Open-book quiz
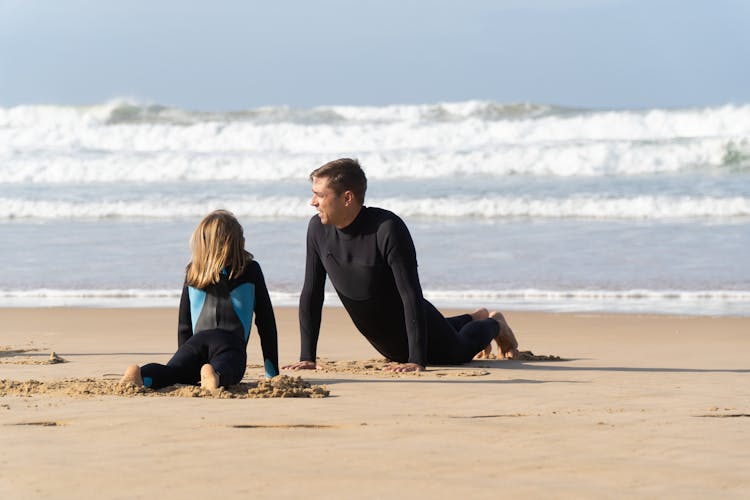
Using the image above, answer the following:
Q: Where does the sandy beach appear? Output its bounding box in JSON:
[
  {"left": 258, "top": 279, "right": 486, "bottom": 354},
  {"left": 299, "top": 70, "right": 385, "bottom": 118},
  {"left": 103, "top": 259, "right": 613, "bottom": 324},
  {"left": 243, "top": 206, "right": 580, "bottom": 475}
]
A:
[{"left": 1, "top": 306, "right": 748, "bottom": 499}]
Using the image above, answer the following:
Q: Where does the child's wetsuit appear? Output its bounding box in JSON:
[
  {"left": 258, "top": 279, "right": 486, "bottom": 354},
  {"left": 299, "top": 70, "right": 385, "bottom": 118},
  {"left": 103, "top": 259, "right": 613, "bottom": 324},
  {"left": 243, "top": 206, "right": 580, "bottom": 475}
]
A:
[{"left": 141, "top": 260, "right": 279, "bottom": 389}]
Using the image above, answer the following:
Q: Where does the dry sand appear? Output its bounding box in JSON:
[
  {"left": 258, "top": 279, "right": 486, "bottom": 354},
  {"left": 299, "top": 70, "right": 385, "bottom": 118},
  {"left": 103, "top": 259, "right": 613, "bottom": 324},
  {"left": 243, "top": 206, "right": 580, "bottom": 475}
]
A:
[{"left": 1, "top": 306, "right": 748, "bottom": 499}]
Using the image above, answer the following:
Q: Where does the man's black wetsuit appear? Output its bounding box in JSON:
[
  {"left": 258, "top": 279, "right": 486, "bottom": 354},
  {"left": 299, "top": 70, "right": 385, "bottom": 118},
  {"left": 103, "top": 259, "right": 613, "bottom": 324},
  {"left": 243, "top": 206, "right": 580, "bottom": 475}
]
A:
[{"left": 299, "top": 206, "right": 499, "bottom": 366}]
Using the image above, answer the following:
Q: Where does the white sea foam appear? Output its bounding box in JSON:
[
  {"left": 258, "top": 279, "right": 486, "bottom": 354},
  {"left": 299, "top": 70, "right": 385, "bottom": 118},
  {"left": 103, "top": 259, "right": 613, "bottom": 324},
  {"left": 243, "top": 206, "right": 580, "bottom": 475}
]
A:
[
  {"left": 423, "top": 288, "right": 750, "bottom": 302},
  {"left": 423, "top": 289, "right": 750, "bottom": 316},
  {"left": 1, "top": 137, "right": 739, "bottom": 183},
  {"left": 1, "top": 101, "right": 749, "bottom": 183},
  {"left": 2, "top": 194, "right": 748, "bottom": 220},
  {"left": 0, "top": 288, "right": 301, "bottom": 308},
  {"left": 2, "top": 287, "right": 748, "bottom": 315},
  {"left": 382, "top": 195, "right": 750, "bottom": 219}
]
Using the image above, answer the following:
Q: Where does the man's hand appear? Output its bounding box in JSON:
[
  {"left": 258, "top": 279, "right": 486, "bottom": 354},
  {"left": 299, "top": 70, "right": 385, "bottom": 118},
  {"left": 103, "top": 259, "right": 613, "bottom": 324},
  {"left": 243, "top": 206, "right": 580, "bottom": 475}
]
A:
[
  {"left": 382, "top": 362, "right": 424, "bottom": 373},
  {"left": 282, "top": 360, "right": 317, "bottom": 371}
]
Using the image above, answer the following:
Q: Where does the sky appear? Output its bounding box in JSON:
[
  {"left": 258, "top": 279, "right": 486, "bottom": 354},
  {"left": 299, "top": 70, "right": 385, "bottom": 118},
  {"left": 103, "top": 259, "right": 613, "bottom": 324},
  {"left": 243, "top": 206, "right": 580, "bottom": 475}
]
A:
[{"left": 1, "top": 0, "right": 748, "bottom": 110}]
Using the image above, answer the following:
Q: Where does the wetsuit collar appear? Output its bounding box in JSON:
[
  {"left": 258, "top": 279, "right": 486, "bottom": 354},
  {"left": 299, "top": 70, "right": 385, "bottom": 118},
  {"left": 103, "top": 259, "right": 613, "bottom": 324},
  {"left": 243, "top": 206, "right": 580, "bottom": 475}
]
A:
[{"left": 336, "top": 206, "right": 366, "bottom": 239}]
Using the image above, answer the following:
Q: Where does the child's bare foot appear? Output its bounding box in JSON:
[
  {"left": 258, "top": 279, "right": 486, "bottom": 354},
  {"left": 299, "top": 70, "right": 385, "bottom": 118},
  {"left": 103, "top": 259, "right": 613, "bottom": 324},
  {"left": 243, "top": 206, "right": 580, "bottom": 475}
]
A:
[
  {"left": 470, "top": 307, "right": 490, "bottom": 321},
  {"left": 120, "top": 364, "right": 143, "bottom": 386},
  {"left": 200, "top": 364, "right": 220, "bottom": 391},
  {"left": 490, "top": 311, "right": 519, "bottom": 359}
]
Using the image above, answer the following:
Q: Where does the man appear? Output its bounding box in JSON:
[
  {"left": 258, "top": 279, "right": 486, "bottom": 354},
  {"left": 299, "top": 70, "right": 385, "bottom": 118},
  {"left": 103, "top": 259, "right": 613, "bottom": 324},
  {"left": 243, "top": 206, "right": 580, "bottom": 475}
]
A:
[{"left": 284, "top": 158, "right": 519, "bottom": 373}]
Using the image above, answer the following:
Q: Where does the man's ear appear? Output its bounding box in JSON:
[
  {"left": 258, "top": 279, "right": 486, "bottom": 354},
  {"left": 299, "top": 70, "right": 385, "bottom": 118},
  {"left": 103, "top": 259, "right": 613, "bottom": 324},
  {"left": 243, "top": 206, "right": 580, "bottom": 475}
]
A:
[{"left": 343, "top": 190, "right": 354, "bottom": 206}]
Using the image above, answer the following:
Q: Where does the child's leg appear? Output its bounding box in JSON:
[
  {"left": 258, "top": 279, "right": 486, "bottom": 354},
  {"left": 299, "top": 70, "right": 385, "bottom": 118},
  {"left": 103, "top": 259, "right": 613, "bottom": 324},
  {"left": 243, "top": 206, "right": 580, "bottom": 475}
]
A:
[
  {"left": 141, "top": 340, "right": 206, "bottom": 389},
  {"left": 209, "top": 348, "right": 248, "bottom": 387},
  {"left": 139, "top": 331, "right": 247, "bottom": 389},
  {"left": 139, "top": 363, "right": 184, "bottom": 389},
  {"left": 206, "top": 331, "right": 248, "bottom": 387}
]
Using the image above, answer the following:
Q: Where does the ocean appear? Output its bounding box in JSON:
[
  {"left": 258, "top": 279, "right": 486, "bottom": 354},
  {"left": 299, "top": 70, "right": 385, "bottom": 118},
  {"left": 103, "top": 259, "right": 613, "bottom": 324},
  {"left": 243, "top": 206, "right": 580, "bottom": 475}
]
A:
[{"left": 1, "top": 100, "right": 749, "bottom": 315}]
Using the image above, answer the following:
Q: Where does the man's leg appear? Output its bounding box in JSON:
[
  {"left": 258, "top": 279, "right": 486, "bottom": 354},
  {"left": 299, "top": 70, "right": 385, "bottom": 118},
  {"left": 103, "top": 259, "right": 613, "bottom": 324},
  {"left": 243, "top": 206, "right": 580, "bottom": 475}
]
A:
[
  {"left": 444, "top": 308, "right": 493, "bottom": 359},
  {"left": 424, "top": 301, "right": 498, "bottom": 365},
  {"left": 445, "top": 307, "right": 489, "bottom": 330}
]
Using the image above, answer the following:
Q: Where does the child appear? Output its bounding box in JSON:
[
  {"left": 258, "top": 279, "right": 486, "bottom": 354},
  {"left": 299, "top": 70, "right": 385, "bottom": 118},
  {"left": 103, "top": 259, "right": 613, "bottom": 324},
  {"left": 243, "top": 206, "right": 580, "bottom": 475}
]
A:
[{"left": 120, "top": 210, "right": 279, "bottom": 391}]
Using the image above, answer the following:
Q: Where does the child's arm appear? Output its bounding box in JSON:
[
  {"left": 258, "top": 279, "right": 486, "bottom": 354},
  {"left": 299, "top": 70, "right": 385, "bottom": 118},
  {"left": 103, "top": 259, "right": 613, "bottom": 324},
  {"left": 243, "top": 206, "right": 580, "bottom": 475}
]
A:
[
  {"left": 176, "top": 284, "right": 193, "bottom": 347},
  {"left": 252, "top": 261, "right": 280, "bottom": 377}
]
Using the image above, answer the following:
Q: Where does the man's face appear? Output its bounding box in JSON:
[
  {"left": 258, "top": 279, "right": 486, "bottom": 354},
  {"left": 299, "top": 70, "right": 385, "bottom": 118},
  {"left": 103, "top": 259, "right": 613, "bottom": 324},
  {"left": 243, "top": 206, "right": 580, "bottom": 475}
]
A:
[{"left": 311, "top": 176, "right": 347, "bottom": 226}]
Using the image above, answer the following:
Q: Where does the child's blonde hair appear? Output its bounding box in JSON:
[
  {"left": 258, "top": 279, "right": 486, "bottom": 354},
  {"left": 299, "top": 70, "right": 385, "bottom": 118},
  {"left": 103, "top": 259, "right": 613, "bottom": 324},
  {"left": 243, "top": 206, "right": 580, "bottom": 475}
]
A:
[{"left": 186, "top": 210, "right": 253, "bottom": 289}]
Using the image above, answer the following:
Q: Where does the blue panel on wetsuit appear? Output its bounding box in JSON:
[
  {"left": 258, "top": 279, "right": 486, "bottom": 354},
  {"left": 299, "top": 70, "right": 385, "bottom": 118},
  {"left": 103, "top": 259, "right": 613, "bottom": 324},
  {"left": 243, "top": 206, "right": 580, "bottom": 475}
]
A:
[
  {"left": 230, "top": 282, "right": 255, "bottom": 342},
  {"left": 143, "top": 376, "right": 153, "bottom": 388},
  {"left": 264, "top": 358, "right": 278, "bottom": 378},
  {"left": 188, "top": 286, "right": 207, "bottom": 333}
]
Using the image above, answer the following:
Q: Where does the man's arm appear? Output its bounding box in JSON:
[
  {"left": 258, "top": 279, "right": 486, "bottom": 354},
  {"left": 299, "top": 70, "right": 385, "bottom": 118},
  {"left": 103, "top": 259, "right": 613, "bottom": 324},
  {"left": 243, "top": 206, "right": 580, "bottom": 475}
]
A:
[
  {"left": 286, "top": 218, "right": 327, "bottom": 370},
  {"left": 381, "top": 217, "right": 427, "bottom": 370}
]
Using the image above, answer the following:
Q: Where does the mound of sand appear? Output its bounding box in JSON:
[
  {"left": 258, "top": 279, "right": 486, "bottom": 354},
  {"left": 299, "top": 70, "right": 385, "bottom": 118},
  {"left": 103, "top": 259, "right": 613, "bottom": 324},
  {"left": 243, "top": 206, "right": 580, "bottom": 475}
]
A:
[
  {"left": 0, "top": 375, "right": 329, "bottom": 399},
  {"left": 0, "top": 346, "right": 67, "bottom": 365}
]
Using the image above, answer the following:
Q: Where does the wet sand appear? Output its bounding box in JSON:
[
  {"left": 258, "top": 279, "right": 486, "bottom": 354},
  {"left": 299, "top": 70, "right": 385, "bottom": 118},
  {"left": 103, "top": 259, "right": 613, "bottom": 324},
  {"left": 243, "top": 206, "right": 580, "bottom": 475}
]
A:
[{"left": 1, "top": 307, "right": 748, "bottom": 499}]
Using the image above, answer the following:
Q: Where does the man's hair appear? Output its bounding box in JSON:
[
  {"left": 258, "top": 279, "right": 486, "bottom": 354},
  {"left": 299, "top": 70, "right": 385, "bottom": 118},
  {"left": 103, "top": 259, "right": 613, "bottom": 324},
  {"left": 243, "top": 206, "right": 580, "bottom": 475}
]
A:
[
  {"left": 310, "top": 158, "right": 367, "bottom": 204},
  {"left": 186, "top": 209, "right": 253, "bottom": 289}
]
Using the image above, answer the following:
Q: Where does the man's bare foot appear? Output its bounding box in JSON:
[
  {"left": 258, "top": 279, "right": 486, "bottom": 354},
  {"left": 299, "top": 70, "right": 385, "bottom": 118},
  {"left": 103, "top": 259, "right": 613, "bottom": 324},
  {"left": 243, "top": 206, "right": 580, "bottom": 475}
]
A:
[
  {"left": 200, "top": 363, "right": 220, "bottom": 391},
  {"left": 474, "top": 343, "right": 493, "bottom": 359},
  {"left": 470, "top": 307, "right": 490, "bottom": 322},
  {"left": 120, "top": 364, "right": 143, "bottom": 386},
  {"left": 470, "top": 308, "right": 492, "bottom": 358},
  {"left": 490, "top": 311, "right": 519, "bottom": 359}
]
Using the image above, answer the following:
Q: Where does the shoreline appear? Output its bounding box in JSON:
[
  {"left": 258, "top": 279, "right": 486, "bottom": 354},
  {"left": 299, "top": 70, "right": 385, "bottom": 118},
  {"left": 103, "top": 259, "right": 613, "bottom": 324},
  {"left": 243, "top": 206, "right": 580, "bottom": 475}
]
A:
[{"left": 3, "top": 303, "right": 749, "bottom": 316}]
